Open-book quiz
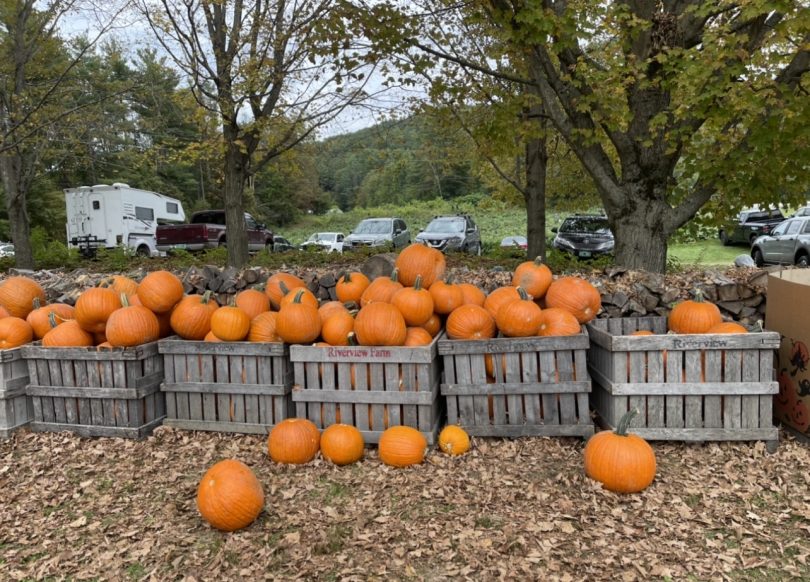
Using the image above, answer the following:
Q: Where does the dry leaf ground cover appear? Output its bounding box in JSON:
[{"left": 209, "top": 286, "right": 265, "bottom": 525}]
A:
[{"left": 2, "top": 427, "right": 810, "bottom": 582}]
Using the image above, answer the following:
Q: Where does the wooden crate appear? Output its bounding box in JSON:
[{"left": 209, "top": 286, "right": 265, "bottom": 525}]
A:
[
  {"left": 0, "top": 348, "right": 32, "bottom": 438},
  {"left": 438, "top": 331, "right": 594, "bottom": 439},
  {"left": 290, "top": 333, "right": 445, "bottom": 445},
  {"left": 21, "top": 342, "right": 165, "bottom": 439},
  {"left": 586, "top": 317, "right": 780, "bottom": 451},
  {"left": 158, "top": 338, "right": 293, "bottom": 434}
]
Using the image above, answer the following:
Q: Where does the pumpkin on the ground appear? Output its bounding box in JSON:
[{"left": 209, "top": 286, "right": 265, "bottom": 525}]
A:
[
  {"left": 0, "top": 276, "right": 46, "bottom": 319},
  {"left": 265, "top": 273, "right": 305, "bottom": 310},
  {"left": 483, "top": 286, "right": 521, "bottom": 321},
  {"left": 276, "top": 290, "right": 321, "bottom": 344},
  {"left": 171, "top": 291, "right": 218, "bottom": 340},
  {"left": 0, "top": 317, "right": 33, "bottom": 349},
  {"left": 395, "top": 244, "right": 446, "bottom": 288},
  {"left": 512, "top": 257, "right": 552, "bottom": 299},
  {"left": 196, "top": 459, "right": 264, "bottom": 532},
  {"left": 360, "top": 269, "right": 403, "bottom": 307},
  {"left": 545, "top": 277, "right": 601, "bottom": 323},
  {"left": 583, "top": 408, "right": 656, "bottom": 494},
  {"left": 438, "top": 425, "right": 470, "bottom": 455},
  {"left": 446, "top": 305, "right": 496, "bottom": 340},
  {"left": 268, "top": 418, "right": 321, "bottom": 464},
  {"left": 536, "top": 308, "right": 581, "bottom": 337},
  {"left": 336, "top": 272, "right": 370, "bottom": 305},
  {"left": 74, "top": 287, "right": 122, "bottom": 333},
  {"left": 248, "top": 312, "right": 281, "bottom": 342},
  {"left": 320, "top": 424, "right": 364, "bottom": 466},
  {"left": 106, "top": 294, "right": 160, "bottom": 347},
  {"left": 211, "top": 303, "right": 251, "bottom": 342},
  {"left": 391, "top": 275, "right": 434, "bottom": 326},
  {"left": 378, "top": 426, "right": 427, "bottom": 467},
  {"left": 668, "top": 289, "right": 722, "bottom": 334},
  {"left": 354, "top": 302, "right": 406, "bottom": 346},
  {"left": 496, "top": 287, "right": 543, "bottom": 337},
  {"left": 137, "top": 271, "right": 184, "bottom": 314}
]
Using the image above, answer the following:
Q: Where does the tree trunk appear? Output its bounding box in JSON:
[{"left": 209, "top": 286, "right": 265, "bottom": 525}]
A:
[
  {"left": 0, "top": 152, "right": 34, "bottom": 269},
  {"left": 222, "top": 138, "right": 250, "bottom": 269},
  {"left": 524, "top": 132, "right": 547, "bottom": 262},
  {"left": 609, "top": 193, "right": 668, "bottom": 272}
]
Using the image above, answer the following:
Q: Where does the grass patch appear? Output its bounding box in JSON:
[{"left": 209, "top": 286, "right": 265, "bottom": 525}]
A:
[
  {"left": 313, "top": 525, "right": 352, "bottom": 556},
  {"left": 669, "top": 239, "right": 743, "bottom": 267}
]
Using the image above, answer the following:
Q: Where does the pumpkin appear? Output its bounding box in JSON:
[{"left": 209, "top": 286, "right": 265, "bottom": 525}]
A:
[
  {"left": 791, "top": 399, "right": 810, "bottom": 431},
  {"left": 129, "top": 294, "right": 143, "bottom": 306},
  {"left": 536, "top": 308, "right": 581, "bottom": 337},
  {"left": 404, "top": 326, "right": 433, "bottom": 346},
  {"left": 318, "top": 301, "right": 355, "bottom": 325},
  {"left": 98, "top": 275, "right": 138, "bottom": 298},
  {"left": 204, "top": 331, "right": 222, "bottom": 342},
  {"left": 137, "top": 271, "right": 184, "bottom": 314},
  {"left": 438, "top": 425, "right": 470, "bottom": 455},
  {"left": 360, "top": 269, "right": 403, "bottom": 307},
  {"left": 707, "top": 322, "right": 748, "bottom": 334},
  {"left": 27, "top": 299, "right": 75, "bottom": 340},
  {"left": 42, "top": 313, "right": 94, "bottom": 347},
  {"left": 248, "top": 312, "right": 281, "bottom": 342},
  {"left": 94, "top": 332, "right": 107, "bottom": 346},
  {"left": 458, "top": 283, "right": 486, "bottom": 308},
  {"left": 106, "top": 294, "right": 160, "bottom": 347},
  {"left": 0, "top": 276, "right": 46, "bottom": 319},
  {"left": 276, "top": 290, "right": 322, "bottom": 344},
  {"left": 279, "top": 281, "right": 319, "bottom": 309},
  {"left": 0, "top": 306, "right": 9, "bottom": 319},
  {"left": 321, "top": 311, "right": 356, "bottom": 346},
  {"left": 196, "top": 459, "right": 264, "bottom": 532},
  {"left": 97, "top": 342, "right": 113, "bottom": 349},
  {"left": 391, "top": 275, "right": 434, "bottom": 326},
  {"left": 354, "top": 303, "right": 407, "bottom": 346},
  {"left": 421, "top": 313, "right": 443, "bottom": 338},
  {"left": 320, "top": 424, "right": 364, "bottom": 466},
  {"left": 336, "top": 272, "right": 371, "bottom": 304},
  {"left": 629, "top": 330, "right": 654, "bottom": 336},
  {"left": 265, "top": 273, "right": 305, "bottom": 310},
  {"left": 446, "top": 305, "right": 496, "bottom": 340},
  {"left": 496, "top": 287, "right": 543, "bottom": 337},
  {"left": 267, "top": 418, "right": 320, "bottom": 464},
  {"left": 74, "top": 287, "right": 122, "bottom": 333},
  {"left": 429, "top": 274, "right": 464, "bottom": 315},
  {"left": 512, "top": 257, "right": 553, "bottom": 299},
  {"left": 235, "top": 288, "right": 270, "bottom": 320},
  {"left": 170, "top": 291, "right": 218, "bottom": 340},
  {"left": 668, "top": 290, "right": 722, "bottom": 334},
  {"left": 483, "top": 286, "right": 521, "bottom": 321},
  {"left": 583, "top": 408, "right": 656, "bottom": 494},
  {"left": 378, "top": 426, "right": 427, "bottom": 467},
  {"left": 775, "top": 368, "right": 796, "bottom": 411},
  {"left": 211, "top": 303, "right": 251, "bottom": 342},
  {"left": 0, "top": 317, "right": 33, "bottom": 349},
  {"left": 395, "top": 244, "right": 446, "bottom": 288},
  {"left": 545, "top": 277, "right": 601, "bottom": 323}
]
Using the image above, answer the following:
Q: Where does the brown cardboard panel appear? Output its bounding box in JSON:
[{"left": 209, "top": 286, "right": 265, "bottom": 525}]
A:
[{"left": 767, "top": 271, "right": 810, "bottom": 435}]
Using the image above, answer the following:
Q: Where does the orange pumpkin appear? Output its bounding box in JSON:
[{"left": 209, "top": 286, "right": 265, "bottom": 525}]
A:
[
  {"left": 171, "top": 291, "right": 219, "bottom": 340},
  {"left": 321, "top": 311, "right": 356, "bottom": 346},
  {"left": 458, "top": 283, "right": 486, "bottom": 308},
  {"left": 446, "top": 305, "right": 496, "bottom": 340},
  {"left": 707, "top": 322, "right": 748, "bottom": 334},
  {"left": 137, "top": 271, "right": 183, "bottom": 314},
  {"left": 360, "top": 269, "right": 403, "bottom": 307},
  {"left": 93, "top": 332, "right": 107, "bottom": 346},
  {"left": 668, "top": 290, "right": 722, "bottom": 334},
  {"left": 394, "top": 244, "right": 446, "bottom": 288},
  {"left": 318, "top": 301, "right": 354, "bottom": 325},
  {"left": 265, "top": 273, "right": 305, "bottom": 310},
  {"left": 196, "top": 459, "right": 264, "bottom": 532},
  {"left": 211, "top": 304, "right": 251, "bottom": 342},
  {"left": 512, "top": 257, "right": 552, "bottom": 299},
  {"left": 129, "top": 294, "right": 143, "bottom": 306},
  {"left": 320, "top": 424, "right": 364, "bottom": 466},
  {"left": 279, "top": 281, "right": 319, "bottom": 309},
  {"left": 248, "top": 312, "right": 281, "bottom": 342},
  {"left": 0, "top": 305, "right": 9, "bottom": 319},
  {"left": 204, "top": 331, "right": 222, "bottom": 342},
  {"left": 483, "top": 286, "right": 521, "bottom": 321},
  {"left": 336, "top": 272, "right": 370, "bottom": 305},
  {"left": 42, "top": 313, "right": 94, "bottom": 347},
  {"left": 106, "top": 294, "right": 160, "bottom": 347},
  {"left": 97, "top": 342, "right": 113, "bottom": 349},
  {"left": 75, "top": 287, "right": 122, "bottom": 333},
  {"left": 378, "top": 426, "right": 427, "bottom": 467},
  {"left": 438, "top": 425, "right": 470, "bottom": 455},
  {"left": 0, "top": 317, "right": 33, "bottom": 349},
  {"left": 27, "top": 299, "right": 75, "bottom": 340},
  {"left": 545, "top": 277, "right": 601, "bottom": 323},
  {"left": 235, "top": 288, "right": 270, "bottom": 320},
  {"left": 391, "top": 275, "right": 434, "bottom": 326},
  {"left": 496, "top": 287, "right": 542, "bottom": 337},
  {"left": 267, "top": 418, "right": 320, "bottom": 464},
  {"left": 421, "top": 313, "right": 443, "bottom": 338},
  {"left": 404, "top": 327, "right": 433, "bottom": 346},
  {"left": 156, "top": 310, "right": 174, "bottom": 339},
  {"left": 354, "top": 303, "right": 406, "bottom": 346},
  {"left": 276, "top": 290, "right": 322, "bottom": 344},
  {"left": 429, "top": 274, "right": 464, "bottom": 315},
  {"left": 0, "top": 276, "right": 46, "bottom": 319},
  {"left": 98, "top": 275, "right": 139, "bottom": 298},
  {"left": 536, "top": 308, "right": 581, "bottom": 337}
]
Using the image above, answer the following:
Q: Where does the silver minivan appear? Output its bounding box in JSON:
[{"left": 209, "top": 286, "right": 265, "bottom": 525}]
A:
[
  {"left": 342, "top": 218, "right": 411, "bottom": 251},
  {"left": 751, "top": 217, "right": 810, "bottom": 267}
]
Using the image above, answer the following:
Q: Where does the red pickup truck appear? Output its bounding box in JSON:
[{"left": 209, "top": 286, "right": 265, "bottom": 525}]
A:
[{"left": 156, "top": 211, "right": 274, "bottom": 252}]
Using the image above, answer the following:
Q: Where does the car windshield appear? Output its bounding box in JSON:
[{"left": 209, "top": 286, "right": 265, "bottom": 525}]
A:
[
  {"left": 308, "top": 234, "right": 336, "bottom": 242},
  {"left": 424, "top": 219, "right": 464, "bottom": 233},
  {"left": 747, "top": 211, "right": 783, "bottom": 221},
  {"left": 353, "top": 220, "right": 391, "bottom": 235},
  {"left": 560, "top": 218, "right": 611, "bottom": 234}
]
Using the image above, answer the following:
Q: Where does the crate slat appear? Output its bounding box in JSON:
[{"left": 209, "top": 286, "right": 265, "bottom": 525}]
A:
[{"left": 0, "top": 349, "right": 32, "bottom": 438}]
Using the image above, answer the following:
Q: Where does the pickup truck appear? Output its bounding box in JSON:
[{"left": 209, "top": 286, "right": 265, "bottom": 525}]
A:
[
  {"left": 156, "top": 210, "right": 274, "bottom": 253},
  {"left": 719, "top": 209, "right": 785, "bottom": 248}
]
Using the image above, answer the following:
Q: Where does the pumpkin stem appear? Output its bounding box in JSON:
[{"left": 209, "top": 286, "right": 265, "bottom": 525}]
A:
[
  {"left": 693, "top": 289, "right": 705, "bottom": 303},
  {"left": 121, "top": 293, "right": 130, "bottom": 308},
  {"left": 342, "top": 272, "right": 353, "bottom": 284},
  {"left": 343, "top": 301, "right": 358, "bottom": 310},
  {"left": 413, "top": 275, "right": 422, "bottom": 291},
  {"left": 748, "top": 320, "right": 764, "bottom": 333},
  {"left": 533, "top": 256, "right": 545, "bottom": 267},
  {"left": 516, "top": 286, "right": 530, "bottom": 301},
  {"left": 279, "top": 280, "right": 290, "bottom": 296},
  {"left": 291, "top": 289, "right": 305, "bottom": 305},
  {"left": 347, "top": 331, "right": 359, "bottom": 346},
  {"left": 390, "top": 268, "right": 399, "bottom": 283},
  {"left": 348, "top": 309, "right": 359, "bottom": 318},
  {"left": 32, "top": 297, "right": 42, "bottom": 310},
  {"left": 201, "top": 290, "right": 212, "bottom": 305},
  {"left": 444, "top": 274, "right": 454, "bottom": 285},
  {"left": 98, "top": 278, "right": 113, "bottom": 289},
  {"left": 615, "top": 408, "right": 640, "bottom": 437},
  {"left": 253, "top": 283, "right": 267, "bottom": 292},
  {"left": 48, "top": 311, "right": 58, "bottom": 330}
]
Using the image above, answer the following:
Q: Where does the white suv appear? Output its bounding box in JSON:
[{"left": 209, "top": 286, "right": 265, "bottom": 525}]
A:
[{"left": 299, "top": 232, "right": 345, "bottom": 253}]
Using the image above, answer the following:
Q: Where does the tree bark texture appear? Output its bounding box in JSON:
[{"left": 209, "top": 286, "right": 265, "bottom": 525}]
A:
[
  {"left": 524, "top": 135, "right": 547, "bottom": 262},
  {"left": 0, "top": 152, "right": 34, "bottom": 269},
  {"left": 222, "top": 134, "right": 250, "bottom": 269}
]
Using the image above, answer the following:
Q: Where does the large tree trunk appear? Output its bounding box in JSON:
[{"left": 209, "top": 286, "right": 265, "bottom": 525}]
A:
[
  {"left": 222, "top": 136, "right": 250, "bottom": 269},
  {"left": 609, "top": 190, "right": 668, "bottom": 272},
  {"left": 524, "top": 135, "right": 547, "bottom": 261},
  {"left": 0, "top": 152, "right": 34, "bottom": 269}
]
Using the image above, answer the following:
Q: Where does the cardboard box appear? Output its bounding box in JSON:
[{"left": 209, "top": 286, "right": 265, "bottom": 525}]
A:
[{"left": 766, "top": 270, "right": 810, "bottom": 438}]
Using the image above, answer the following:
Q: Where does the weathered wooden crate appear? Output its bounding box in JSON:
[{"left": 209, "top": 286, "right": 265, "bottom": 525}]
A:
[
  {"left": 0, "top": 348, "right": 32, "bottom": 438},
  {"left": 438, "top": 331, "right": 594, "bottom": 439},
  {"left": 290, "top": 332, "right": 445, "bottom": 445},
  {"left": 586, "top": 317, "right": 780, "bottom": 451},
  {"left": 21, "top": 342, "right": 165, "bottom": 439},
  {"left": 158, "top": 338, "right": 293, "bottom": 434}
]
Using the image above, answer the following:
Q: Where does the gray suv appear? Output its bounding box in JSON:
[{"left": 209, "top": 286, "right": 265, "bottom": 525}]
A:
[
  {"left": 414, "top": 213, "right": 482, "bottom": 255},
  {"left": 751, "top": 217, "right": 810, "bottom": 267},
  {"left": 343, "top": 217, "right": 410, "bottom": 251}
]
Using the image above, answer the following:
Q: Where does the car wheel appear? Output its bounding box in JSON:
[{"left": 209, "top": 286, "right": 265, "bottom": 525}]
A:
[
  {"left": 136, "top": 245, "right": 150, "bottom": 257},
  {"left": 797, "top": 253, "right": 809, "bottom": 269},
  {"left": 265, "top": 242, "right": 273, "bottom": 253},
  {"left": 752, "top": 248, "right": 764, "bottom": 267},
  {"left": 218, "top": 240, "right": 227, "bottom": 249},
  {"left": 476, "top": 243, "right": 482, "bottom": 256},
  {"left": 720, "top": 231, "right": 730, "bottom": 246}
]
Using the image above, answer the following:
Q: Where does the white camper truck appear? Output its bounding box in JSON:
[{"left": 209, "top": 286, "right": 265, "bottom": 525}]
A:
[{"left": 65, "top": 184, "right": 186, "bottom": 257}]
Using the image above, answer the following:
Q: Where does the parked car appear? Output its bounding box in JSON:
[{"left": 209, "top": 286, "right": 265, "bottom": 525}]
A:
[
  {"left": 272, "top": 236, "right": 295, "bottom": 252},
  {"left": 299, "top": 232, "right": 345, "bottom": 253},
  {"left": 551, "top": 214, "right": 614, "bottom": 258},
  {"left": 156, "top": 210, "right": 273, "bottom": 253},
  {"left": 751, "top": 217, "right": 810, "bottom": 267},
  {"left": 0, "top": 243, "right": 14, "bottom": 258},
  {"left": 500, "top": 236, "right": 527, "bottom": 250},
  {"left": 792, "top": 206, "right": 810, "bottom": 218},
  {"left": 343, "top": 218, "right": 410, "bottom": 251},
  {"left": 414, "top": 213, "right": 481, "bottom": 255},
  {"left": 719, "top": 209, "right": 785, "bottom": 247}
]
